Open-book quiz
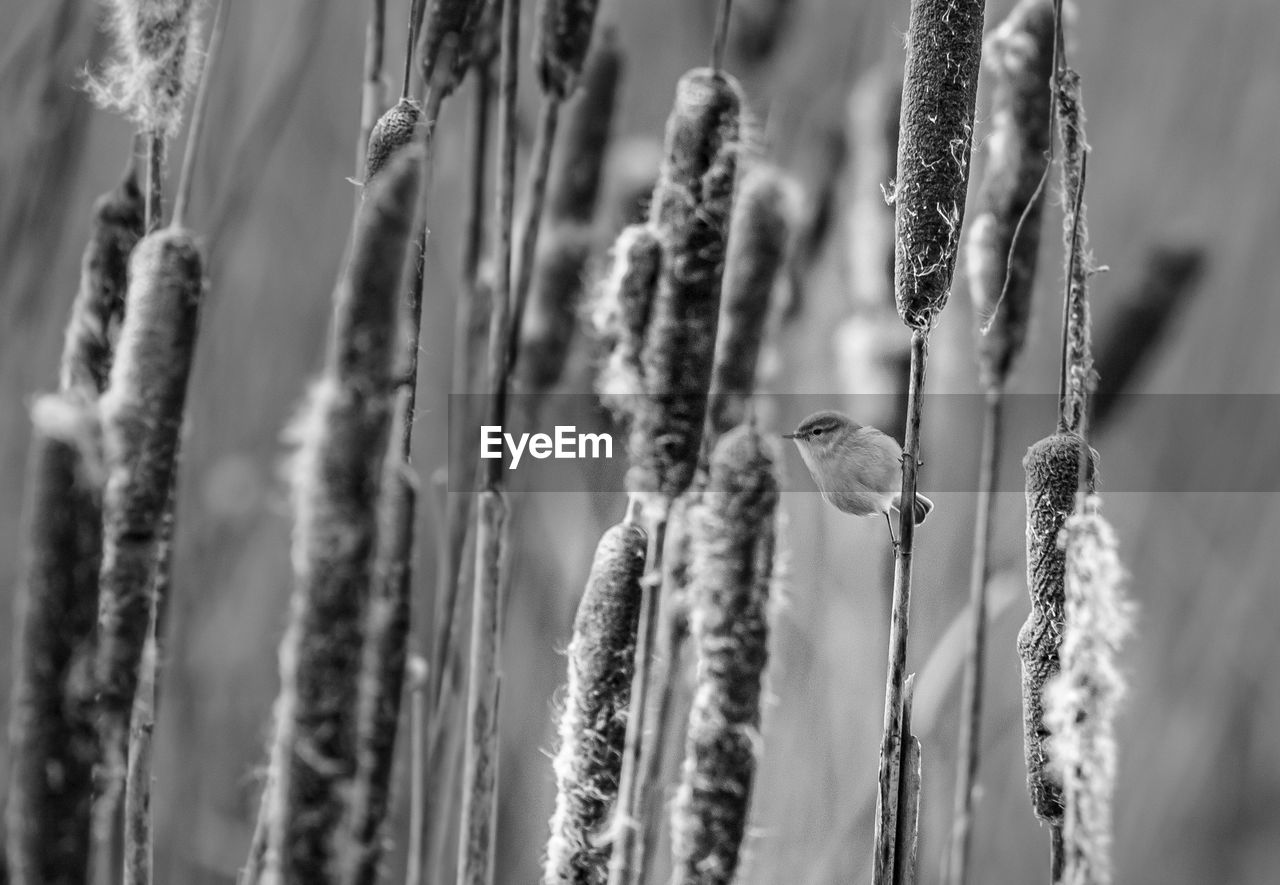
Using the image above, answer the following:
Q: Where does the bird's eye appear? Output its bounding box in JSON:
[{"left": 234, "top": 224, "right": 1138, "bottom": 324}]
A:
[{"left": 812, "top": 427, "right": 824, "bottom": 436}]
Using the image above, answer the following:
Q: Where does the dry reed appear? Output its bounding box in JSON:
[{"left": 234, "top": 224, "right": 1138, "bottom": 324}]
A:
[
  {"left": 364, "top": 98, "right": 424, "bottom": 184},
  {"left": 947, "top": 4, "right": 1054, "bottom": 882},
  {"left": 1045, "top": 497, "right": 1133, "bottom": 885},
  {"left": 543, "top": 520, "right": 648, "bottom": 884},
  {"left": 92, "top": 0, "right": 201, "bottom": 138},
  {"left": 420, "top": 0, "right": 489, "bottom": 98},
  {"left": 259, "top": 146, "right": 423, "bottom": 883},
  {"left": 593, "top": 224, "right": 663, "bottom": 421},
  {"left": 669, "top": 425, "right": 779, "bottom": 885},
  {"left": 874, "top": 1, "right": 987, "bottom": 881}
]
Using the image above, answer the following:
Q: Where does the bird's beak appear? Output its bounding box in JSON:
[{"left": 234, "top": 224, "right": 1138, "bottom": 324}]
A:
[{"left": 782, "top": 431, "right": 798, "bottom": 439}]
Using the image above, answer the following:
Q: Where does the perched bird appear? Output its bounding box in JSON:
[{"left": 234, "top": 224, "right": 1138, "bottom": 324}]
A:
[{"left": 783, "top": 409, "right": 933, "bottom": 546}]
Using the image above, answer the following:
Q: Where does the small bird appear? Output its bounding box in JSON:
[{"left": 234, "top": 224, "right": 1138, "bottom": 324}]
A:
[{"left": 783, "top": 410, "right": 933, "bottom": 547}]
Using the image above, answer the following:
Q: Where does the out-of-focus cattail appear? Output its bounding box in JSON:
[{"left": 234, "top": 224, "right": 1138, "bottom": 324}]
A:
[
  {"left": 1019, "top": 433, "right": 1096, "bottom": 827},
  {"left": 1045, "top": 497, "right": 1133, "bottom": 885},
  {"left": 707, "top": 164, "right": 795, "bottom": 439},
  {"left": 544, "top": 521, "right": 647, "bottom": 885},
  {"left": 592, "top": 224, "right": 663, "bottom": 420},
  {"left": 420, "top": 0, "right": 489, "bottom": 97},
  {"left": 93, "top": 0, "right": 201, "bottom": 136},
  {"left": 61, "top": 165, "right": 146, "bottom": 396},
  {"left": 5, "top": 396, "right": 103, "bottom": 885},
  {"left": 627, "top": 68, "right": 743, "bottom": 505},
  {"left": 965, "top": 0, "right": 1055, "bottom": 391},
  {"left": 726, "top": 0, "right": 796, "bottom": 68},
  {"left": 670, "top": 425, "right": 779, "bottom": 885},
  {"left": 1092, "top": 244, "right": 1204, "bottom": 428},
  {"left": 535, "top": 0, "right": 601, "bottom": 100},
  {"left": 892, "top": 0, "right": 987, "bottom": 330},
  {"left": 260, "top": 147, "right": 423, "bottom": 883},
  {"left": 518, "top": 32, "right": 623, "bottom": 393},
  {"left": 92, "top": 227, "right": 204, "bottom": 875},
  {"left": 1056, "top": 67, "right": 1093, "bottom": 435},
  {"left": 364, "top": 97, "right": 424, "bottom": 184}
]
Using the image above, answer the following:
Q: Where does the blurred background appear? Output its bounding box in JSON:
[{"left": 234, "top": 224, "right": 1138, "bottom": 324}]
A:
[{"left": 2, "top": 0, "right": 1279, "bottom": 882}]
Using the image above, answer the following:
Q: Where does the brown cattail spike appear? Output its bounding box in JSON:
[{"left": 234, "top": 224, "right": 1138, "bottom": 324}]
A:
[
  {"left": 707, "top": 164, "right": 794, "bottom": 440},
  {"left": 262, "top": 146, "right": 423, "bottom": 882},
  {"left": 594, "top": 224, "right": 663, "bottom": 420},
  {"left": 1019, "top": 432, "right": 1096, "bottom": 825},
  {"left": 420, "top": 0, "right": 488, "bottom": 98},
  {"left": 544, "top": 521, "right": 647, "bottom": 885},
  {"left": 94, "top": 0, "right": 201, "bottom": 136},
  {"left": 1046, "top": 497, "right": 1133, "bottom": 885},
  {"left": 965, "top": 0, "right": 1055, "bottom": 390},
  {"left": 5, "top": 396, "right": 103, "bottom": 885},
  {"left": 892, "top": 0, "right": 987, "bottom": 329},
  {"left": 60, "top": 164, "right": 146, "bottom": 396},
  {"left": 547, "top": 30, "right": 622, "bottom": 225},
  {"left": 671, "top": 425, "right": 780, "bottom": 885},
  {"left": 627, "top": 69, "right": 743, "bottom": 504},
  {"left": 364, "top": 97, "right": 424, "bottom": 184},
  {"left": 535, "top": 0, "right": 601, "bottom": 99}
]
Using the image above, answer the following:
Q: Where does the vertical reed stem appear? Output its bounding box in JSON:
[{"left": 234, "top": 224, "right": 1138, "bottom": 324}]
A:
[
  {"left": 357, "top": 0, "right": 388, "bottom": 178},
  {"left": 145, "top": 133, "right": 163, "bottom": 233},
  {"left": 122, "top": 619, "right": 157, "bottom": 885},
  {"left": 945, "top": 386, "right": 1003, "bottom": 885},
  {"left": 873, "top": 328, "right": 927, "bottom": 885}
]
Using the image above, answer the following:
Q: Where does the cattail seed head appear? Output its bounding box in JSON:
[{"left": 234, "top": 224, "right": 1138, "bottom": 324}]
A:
[
  {"left": 547, "top": 29, "right": 622, "bottom": 225},
  {"left": 535, "top": 0, "right": 601, "bottom": 100},
  {"left": 264, "top": 148, "right": 423, "bottom": 882},
  {"left": 543, "top": 521, "right": 647, "bottom": 884},
  {"left": 592, "top": 224, "right": 662, "bottom": 419},
  {"left": 94, "top": 0, "right": 201, "bottom": 136},
  {"left": 518, "top": 223, "right": 598, "bottom": 393},
  {"left": 729, "top": 0, "right": 797, "bottom": 67},
  {"left": 965, "top": 0, "right": 1055, "bottom": 390},
  {"left": 420, "top": 0, "right": 489, "bottom": 98},
  {"left": 627, "top": 69, "right": 743, "bottom": 504},
  {"left": 1046, "top": 496, "right": 1133, "bottom": 885},
  {"left": 363, "top": 98, "right": 423, "bottom": 185},
  {"left": 60, "top": 166, "right": 146, "bottom": 396},
  {"left": 1018, "top": 432, "right": 1096, "bottom": 825},
  {"left": 707, "top": 164, "right": 796, "bottom": 439},
  {"left": 95, "top": 227, "right": 204, "bottom": 723},
  {"left": 892, "top": 0, "right": 987, "bottom": 329},
  {"left": 671, "top": 425, "right": 780, "bottom": 885}
]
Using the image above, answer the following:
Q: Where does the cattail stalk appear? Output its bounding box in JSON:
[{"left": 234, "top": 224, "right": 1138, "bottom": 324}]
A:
[
  {"left": 669, "top": 425, "right": 779, "bottom": 885},
  {"left": 357, "top": 0, "right": 388, "bottom": 177},
  {"left": 457, "top": 0, "right": 520, "bottom": 879},
  {"left": 91, "top": 227, "right": 205, "bottom": 885},
  {"left": 258, "top": 147, "right": 422, "bottom": 883},
  {"left": 874, "top": 2, "right": 986, "bottom": 881},
  {"left": 518, "top": 31, "right": 623, "bottom": 392},
  {"left": 122, "top": 618, "right": 158, "bottom": 885},
  {"left": 947, "top": 4, "right": 1054, "bottom": 883},
  {"left": 1055, "top": 65, "right": 1091, "bottom": 436},
  {"left": 543, "top": 519, "right": 647, "bottom": 884},
  {"left": 506, "top": 0, "right": 604, "bottom": 380},
  {"left": 1018, "top": 434, "right": 1095, "bottom": 850},
  {"left": 405, "top": 656, "right": 430, "bottom": 885},
  {"left": 893, "top": 675, "right": 922, "bottom": 885},
  {"left": 608, "top": 65, "right": 743, "bottom": 885},
  {"left": 1045, "top": 497, "right": 1133, "bottom": 885}
]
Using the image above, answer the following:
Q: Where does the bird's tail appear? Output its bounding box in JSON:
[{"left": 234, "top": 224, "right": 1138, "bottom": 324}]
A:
[{"left": 892, "top": 493, "right": 934, "bottom": 526}]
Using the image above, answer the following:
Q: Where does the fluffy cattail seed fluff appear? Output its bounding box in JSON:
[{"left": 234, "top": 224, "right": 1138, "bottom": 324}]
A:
[
  {"left": 264, "top": 147, "right": 423, "bottom": 882},
  {"left": 95, "top": 227, "right": 204, "bottom": 732},
  {"left": 535, "top": 0, "right": 601, "bottom": 99},
  {"left": 95, "top": 0, "right": 201, "bottom": 136},
  {"left": 671, "top": 424, "right": 780, "bottom": 885},
  {"left": 420, "top": 0, "right": 489, "bottom": 97},
  {"left": 1046, "top": 497, "right": 1133, "bottom": 885},
  {"left": 1018, "top": 432, "right": 1095, "bottom": 825},
  {"left": 593, "top": 224, "right": 662, "bottom": 419},
  {"left": 892, "top": 0, "right": 987, "bottom": 329},
  {"left": 363, "top": 98, "right": 423, "bottom": 184},
  {"left": 60, "top": 166, "right": 146, "bottom": 396},
  {"left": 965, "top": 0, "right": 1055, "bottom": 389},
  {"left": 627, "top": 69, "right": 743, "bottom": 503},
  {"left": 543, "top": 521, "right": 647, "bottom": 885},
  {"left": 707, "top": 164, "right": 795, "bottom": 440}
]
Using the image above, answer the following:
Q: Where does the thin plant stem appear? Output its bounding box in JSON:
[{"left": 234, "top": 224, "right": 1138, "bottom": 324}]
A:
[
  {"left": 457, "top": 0, "right": 520, "bottom": 880},
  {"left": 403, "top": 0, "right": 427, "bottom": 100},
  {"left": 173, "top": 0, "right": 229, "bottom": 229},
  {"left": 873, "top": 328, "right": 928, "bottom": 885},
  {"left": 944, "top": 386, "right": 1004, "bottom": 885},
  {"left": 504, "top": 97, "right": 561, "bottom": 376},
  {"left": 406, "top": 659, "right": 429, "bottom": 885},
  {"left": 122, "top": 617, "right": 158, "bottom": 885},
  {"left": 356, "top": 0, "right": 388, "bottom": 181},
  {"left": 145, "top": 131, "right": 164, "bottom": 233},
  {"left": 710, "top": 0, "right": 734, "bottom": 72},
  {"left": 606, "top": 507, "right": 669, "bottom": 885}
]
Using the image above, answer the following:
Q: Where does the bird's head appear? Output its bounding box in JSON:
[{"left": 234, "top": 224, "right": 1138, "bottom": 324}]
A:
[{"left": 782, "top": 410, "right": 862, "bottom": 460}]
